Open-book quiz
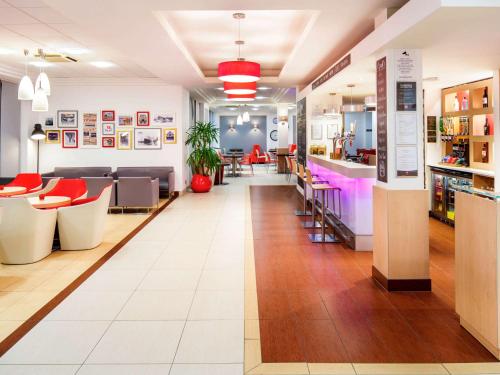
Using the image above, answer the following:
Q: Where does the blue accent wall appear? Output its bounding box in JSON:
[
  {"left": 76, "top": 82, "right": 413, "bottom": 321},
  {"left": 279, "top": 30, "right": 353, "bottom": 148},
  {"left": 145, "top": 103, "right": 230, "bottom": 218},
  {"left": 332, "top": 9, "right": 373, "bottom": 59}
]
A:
[
  {"left": 219, "top": 115, "right": 267, "bottom": 153},
  {"left": 345, "top": 112, "right": 373, "bottom": 155}
]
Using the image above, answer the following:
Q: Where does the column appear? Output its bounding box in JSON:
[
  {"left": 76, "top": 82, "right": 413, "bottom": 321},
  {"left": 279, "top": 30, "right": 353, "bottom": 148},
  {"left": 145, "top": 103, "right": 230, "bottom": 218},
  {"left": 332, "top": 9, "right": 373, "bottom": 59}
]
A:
[{"left": 372, "top": 49, "right": 430, "bottom": 291}]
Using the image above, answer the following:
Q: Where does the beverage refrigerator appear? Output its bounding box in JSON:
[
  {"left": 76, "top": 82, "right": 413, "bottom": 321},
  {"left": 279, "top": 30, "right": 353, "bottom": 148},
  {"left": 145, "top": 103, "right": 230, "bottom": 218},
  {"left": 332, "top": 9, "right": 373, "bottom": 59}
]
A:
[{"left": 430, "top": 167, "right": 473, "bottom": 224}]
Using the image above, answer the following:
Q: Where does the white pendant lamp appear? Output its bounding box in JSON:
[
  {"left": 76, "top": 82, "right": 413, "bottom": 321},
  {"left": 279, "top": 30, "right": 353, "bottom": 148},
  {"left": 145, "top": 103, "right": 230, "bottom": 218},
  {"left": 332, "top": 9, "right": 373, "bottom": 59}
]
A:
[
  {"left": 18, "top": 49, "right": 34, "bottom": 100},
  {"left": 32, "top": 86, "right": 48, "bottom": 112},
  {"left": 243, "top": 110, "right": 250, "bottom": 122},
  {"left": 237, "top": 113, "right": 243, "bottom": 125},
  {"left": 35, "top": 72, "right": 50, "bottom": 96}
]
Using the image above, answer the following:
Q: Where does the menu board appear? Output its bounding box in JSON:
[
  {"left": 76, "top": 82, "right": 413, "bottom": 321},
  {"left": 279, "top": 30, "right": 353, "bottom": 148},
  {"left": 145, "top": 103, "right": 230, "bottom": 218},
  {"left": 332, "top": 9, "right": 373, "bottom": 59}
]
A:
[
  {"left": 396, "top": 146, "right": 418, "bottom": 176},
  {"left": 296, "top": 98, "right": 307, "bottom": 188},
  {"left": 396, "top": 82, "right": 417, "bottom": 111},
  {"left": 396, "top": 112, "right": 417, "bottom": 145},
  {"left": 376, "top": 57, "right": 388, "bottom": 183}
]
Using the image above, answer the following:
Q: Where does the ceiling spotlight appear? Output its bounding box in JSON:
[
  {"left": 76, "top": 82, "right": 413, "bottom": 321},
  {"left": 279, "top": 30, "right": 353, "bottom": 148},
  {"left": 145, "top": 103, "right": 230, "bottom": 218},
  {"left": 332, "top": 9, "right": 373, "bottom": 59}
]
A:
[
  {"left": 90, "top": 61, "right": 115, "bottom": 68},
  {"left": 216, "top": 87, "right": 225, "bottom": 91},
  {"left": 257, "top": 86, "right": 271, "bottom": 91},
  {"left": 255, "top": 96, "right": 267, "bottom": 100}
]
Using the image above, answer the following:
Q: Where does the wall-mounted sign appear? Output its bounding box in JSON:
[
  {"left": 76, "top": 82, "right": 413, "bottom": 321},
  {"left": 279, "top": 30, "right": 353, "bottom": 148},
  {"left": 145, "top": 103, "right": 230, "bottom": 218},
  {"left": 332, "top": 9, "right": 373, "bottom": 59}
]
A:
[
  {"left": 312, "top": 54, "right": 351, "bottom": 90},
  {"left": 376, "top": 56, "right": 388, "bottom": 183},
  {"left": 396, "top": 49, "right": 417, "bottom": 81},
  {"left": 396, "top": 146, "right": 418, "bottom": 177},
  {"left": 427, "top": 116, "right": 437, "bottom": 143},
  {"left": 396, "top": 112, "right": 418, "bottom": 145},
  {"left": 311, "top": 121, "right": 323, "bottom": 140},
  {"left": 396, "top": 81, "right": 417, "bottom": 111}
]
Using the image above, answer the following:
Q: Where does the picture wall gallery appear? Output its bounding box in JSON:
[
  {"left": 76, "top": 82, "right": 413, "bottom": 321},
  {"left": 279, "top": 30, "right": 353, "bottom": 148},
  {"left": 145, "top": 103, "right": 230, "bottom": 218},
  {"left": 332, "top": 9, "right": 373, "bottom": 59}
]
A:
[{"left": 43, "top": 110, "right": 178, "bottom": 150}]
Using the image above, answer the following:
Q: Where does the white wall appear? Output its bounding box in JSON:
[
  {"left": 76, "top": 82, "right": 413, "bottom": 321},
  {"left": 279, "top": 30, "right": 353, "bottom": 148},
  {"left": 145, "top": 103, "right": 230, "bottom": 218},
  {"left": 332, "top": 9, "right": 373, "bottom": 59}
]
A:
[
  {"left": 0, "top": 81, "right": 21, "bottom": 176},
  {"left": 22, "top": 81, "right": 189, "bottom": 191}
]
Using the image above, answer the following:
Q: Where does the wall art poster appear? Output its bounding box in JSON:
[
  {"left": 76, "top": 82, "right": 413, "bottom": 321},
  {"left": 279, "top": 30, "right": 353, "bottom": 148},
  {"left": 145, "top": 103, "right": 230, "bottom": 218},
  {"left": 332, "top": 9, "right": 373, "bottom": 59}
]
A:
[
  {"left": 153, "top": 112, "right": 175, "bottom": 125},
  {"left": 119, "top": 115, "right": 133, "bottom": 126},
  {"left": 137, "top": 111, "right": 150, "bottom": 126},
  {"left": 376, "top": 56, "right": 388, "bottom": 183},
  {"left": 134, "top": 128, "right": 161, "bottom": 150},
  {"left": 101, "top": 110, "right": 115, "bottom": 122},
  {"left": 117, "top": 129, "right": 132, "bottom": 150},
  {"left": 62, "top": 130, "right": 78, "bottom": 148},
  {"left": 102, "top": 136, "right": 115, "bottom": 148},
  {"left": 163, "top": 128, "right": 177, "bottom": 144},
  {"left": 57, "top": 110, "right": 78, "bottom": 128},
  {"left": 44, "top": 117, "right": 54, "bottom": 127},
  {"left": 82, "top": 112, "right": 98, "bottom": 147},
  {"left": 45, "top": 130, "right": 60, "bottom": 144},
  {"left": 102, "top": 122, "right": 115, "bottom": 135}
]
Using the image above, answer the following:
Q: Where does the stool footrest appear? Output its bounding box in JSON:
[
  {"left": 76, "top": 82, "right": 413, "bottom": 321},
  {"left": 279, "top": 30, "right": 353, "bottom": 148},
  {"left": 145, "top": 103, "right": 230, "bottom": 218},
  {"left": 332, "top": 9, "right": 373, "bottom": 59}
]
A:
[
  {"left": 308, "top": 233, "right": 342, "bottom": 243},
  {"left": 302, "top": 221, "right": 321, "bottom": 229},
  {"left": 295, "top": 209, "right": 311, "bottom": 216}
]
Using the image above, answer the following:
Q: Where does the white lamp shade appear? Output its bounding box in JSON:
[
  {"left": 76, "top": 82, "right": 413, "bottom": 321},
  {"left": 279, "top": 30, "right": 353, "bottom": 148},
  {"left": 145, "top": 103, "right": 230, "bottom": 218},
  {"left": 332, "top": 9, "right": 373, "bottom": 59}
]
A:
[
  {"left": 242, "top": 111, "right": 250, "bottom": 122},
  {"left": 18, "top": 75, "right": 34, "bottom": 100},
  {"left": 35, "top": 72, "right": 51, "bottom": 96},
  {"left": 32, "top": 87, "right": 48, "bottom": 112},
  {"left": 236, "top": 114, "right": 243, "bottom": 125}
]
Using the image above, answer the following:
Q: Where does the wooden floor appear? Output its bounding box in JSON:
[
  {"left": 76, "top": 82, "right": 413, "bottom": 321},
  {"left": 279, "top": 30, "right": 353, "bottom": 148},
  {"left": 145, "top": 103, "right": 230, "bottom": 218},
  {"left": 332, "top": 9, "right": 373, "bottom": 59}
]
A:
[{"left": 250, "top": 185, "right": 496, "bottom": 363}]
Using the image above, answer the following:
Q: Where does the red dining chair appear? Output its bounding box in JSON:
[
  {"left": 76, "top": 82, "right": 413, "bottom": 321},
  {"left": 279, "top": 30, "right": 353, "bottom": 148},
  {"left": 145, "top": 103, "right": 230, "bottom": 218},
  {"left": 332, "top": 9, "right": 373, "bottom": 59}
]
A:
[
  {"left": 289, "top": 144, "right": 297, "bottom": 155},
  {"left": 250, "top": 144, "right": 267, "bottom": 164},
  {"left": 238, "top": 154, "right": 254, "bottom": 176},
  {"left": 45, "top": 179, "right": 88, "bottom": 202},
  {"left": 265, "top": 152, "right": 277, "bottom": 173},
  {"left": 6, "top": 173, "right": 42, "bottom": 192}
]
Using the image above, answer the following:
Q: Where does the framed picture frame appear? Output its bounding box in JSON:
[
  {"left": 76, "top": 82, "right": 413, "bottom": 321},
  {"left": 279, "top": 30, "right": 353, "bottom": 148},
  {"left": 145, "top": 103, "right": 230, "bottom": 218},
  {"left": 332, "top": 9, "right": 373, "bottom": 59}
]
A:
[
  {"left": 118, "top": 115, "right": 133, "bottom": 126},
  {"left": 102, "top": 122, "right": 115, "bottom": 135},
  {"left": 163, "top": 128, "right": 177, "bottom": 144},
  {"left": 134, "top": 128, "right": 161, "bottom": 150},
  {"left": 117, "top": 129, "right": 133, "bottom": 150},
  {"left": 62, "top": 130, "right": 78, "bottom": 148},
  {"left": 101, "top": 110, "right": 115, "bottom": 122},
  {"left": 57, "top": 110, "right": 78, "bottom": 128},
  {"left": 153, "top": 112, "right": 175, "bottom": 125},
  {"left": 136, "top": 111, "right": 150, "bottom": 127},
  {"left": 44, "top": 117, "right": 54, "bottom": 127},
  {"left": 102, "top": 136, "right": 115, "bottom": 148},
  {"left": 45, "top": 130, "right": 60, "bottom": 144}
]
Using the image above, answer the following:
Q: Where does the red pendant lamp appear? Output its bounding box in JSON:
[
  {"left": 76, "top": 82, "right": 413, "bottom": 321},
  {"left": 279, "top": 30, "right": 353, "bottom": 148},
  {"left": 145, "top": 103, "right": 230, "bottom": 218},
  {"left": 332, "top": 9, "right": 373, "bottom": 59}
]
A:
[
  {"left": 227, "top": 93, "right": 255, "bottom": 102},
  {"left": 223, "top": 81, "right": 257, "bottom": 94},
  {"left": 218, "top": 13, "right": 260, "bottom": 83}
]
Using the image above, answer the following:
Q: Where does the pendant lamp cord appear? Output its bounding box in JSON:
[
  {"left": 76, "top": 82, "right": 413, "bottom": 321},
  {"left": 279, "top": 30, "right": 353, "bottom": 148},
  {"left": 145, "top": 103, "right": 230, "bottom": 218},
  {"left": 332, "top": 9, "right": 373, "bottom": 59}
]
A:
[
  {"left": 237, "top": 18, "right": 241, "bottom": 59},
  {"left": 23, "top": 49, "right": 28, "bottom": 76}
]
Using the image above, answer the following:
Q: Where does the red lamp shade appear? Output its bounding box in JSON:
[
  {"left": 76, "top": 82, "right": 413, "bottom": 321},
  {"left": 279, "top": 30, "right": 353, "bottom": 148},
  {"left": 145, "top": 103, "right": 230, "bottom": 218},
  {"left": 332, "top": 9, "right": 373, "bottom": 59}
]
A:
[
  {"left": 223, "top": 81, "right": 257, "bottom": 95},
  {"left": 227, "top": 94, "right": 256, "bottom": 102},
  {"left": 218, "top": 61, "right": 260, "bottom": 83}
]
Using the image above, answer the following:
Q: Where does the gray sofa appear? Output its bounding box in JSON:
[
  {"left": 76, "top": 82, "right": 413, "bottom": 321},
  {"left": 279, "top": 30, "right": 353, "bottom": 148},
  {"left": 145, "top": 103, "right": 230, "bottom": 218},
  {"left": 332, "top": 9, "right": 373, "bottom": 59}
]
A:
[
  {"left": 114, "top": 167, "right": 174, "bottom": 198},
  {"left": 42, "top": 167, "right": 112, "bottom": 186},
  {"left": 117, "top": 177, "right": 160, "bottom": 211},
  {"left": 83, "top": 177, "right": 116, "bottom": 207}
]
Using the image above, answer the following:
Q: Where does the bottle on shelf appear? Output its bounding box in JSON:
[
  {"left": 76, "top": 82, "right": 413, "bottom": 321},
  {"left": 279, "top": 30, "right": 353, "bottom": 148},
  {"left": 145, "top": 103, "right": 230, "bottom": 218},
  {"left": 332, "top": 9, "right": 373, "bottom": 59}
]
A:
[
  {"left": 454, "top": 95, "right": 459, "bottom": 111},
  {"left": 462, "top": 95, "right": 468, "bottom": 111},
  {"left": 482, "top": 143, "right": 488, "bottom": 163},
  {"left": 484, "top": 117, "right": 490, "bottom": 135},
  {"left": 483, "top": 87, "right": 489, "bottom": 108}
]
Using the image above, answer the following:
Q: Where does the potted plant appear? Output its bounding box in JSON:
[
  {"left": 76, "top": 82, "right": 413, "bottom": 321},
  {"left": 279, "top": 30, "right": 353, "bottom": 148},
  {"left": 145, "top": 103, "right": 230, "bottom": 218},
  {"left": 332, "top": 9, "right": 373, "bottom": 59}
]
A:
[{"left": 185, "top": 121, "right": 221, "bottom": 193}]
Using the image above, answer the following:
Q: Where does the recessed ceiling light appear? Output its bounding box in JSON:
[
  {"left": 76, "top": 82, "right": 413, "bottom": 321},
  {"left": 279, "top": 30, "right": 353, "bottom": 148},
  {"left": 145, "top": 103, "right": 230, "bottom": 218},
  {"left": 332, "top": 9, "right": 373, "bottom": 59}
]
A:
[
  {"left": 29, "top": 61, "right": 52, "bottom": 67},
  {"left": 228, "top": 107, "right": 237, "bottom": 111},
  {"left": 255, "top": 96, "right": 267, "bottom": 100},
  {"left": 258, "top": 87, "right": 271, "bottom": 90},
  {"left": 90, "top": 61, "right": 115, "bottom": 68},
  {"left": 216, "top": 87, "right": 224, "bottom": 91},
  {"left": 0, "top": 48, "right": 15, "bottom": 55},
  {"left": 59, "top": 47, "right": 90, "bottom": 55}
]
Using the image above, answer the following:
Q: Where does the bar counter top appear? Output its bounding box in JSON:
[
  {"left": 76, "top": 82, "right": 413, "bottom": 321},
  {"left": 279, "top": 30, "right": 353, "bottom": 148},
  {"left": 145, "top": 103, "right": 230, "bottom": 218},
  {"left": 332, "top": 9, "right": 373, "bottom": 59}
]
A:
[
  {"left": 427, "top": 163, "right": 494, "bottom": 177},
  {"left": 307, "top": 154, "right": 376, "bottom": 179}
]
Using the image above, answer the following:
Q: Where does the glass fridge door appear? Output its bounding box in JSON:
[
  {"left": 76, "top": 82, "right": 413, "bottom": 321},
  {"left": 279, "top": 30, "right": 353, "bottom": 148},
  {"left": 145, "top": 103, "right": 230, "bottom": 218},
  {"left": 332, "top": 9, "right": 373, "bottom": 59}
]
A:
[
  {"left": 431, "top": 172, "right": 445, "bottom": 218},
  {"left": 446, "top": 176, "right": 473, "bottom": 222}
]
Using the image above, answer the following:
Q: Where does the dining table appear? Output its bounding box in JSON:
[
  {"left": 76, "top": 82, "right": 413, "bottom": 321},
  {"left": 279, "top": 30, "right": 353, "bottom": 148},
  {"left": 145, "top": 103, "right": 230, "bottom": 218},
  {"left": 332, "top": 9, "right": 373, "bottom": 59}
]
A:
[
  {"left": 28, "top": 196, "right": 71, "bottom": 209},
  {"left": 0, "top": 186, "right": 27, "bottom": 197},
  {"left": 223, "top": 153, "right": 244, "bottom": 177}
]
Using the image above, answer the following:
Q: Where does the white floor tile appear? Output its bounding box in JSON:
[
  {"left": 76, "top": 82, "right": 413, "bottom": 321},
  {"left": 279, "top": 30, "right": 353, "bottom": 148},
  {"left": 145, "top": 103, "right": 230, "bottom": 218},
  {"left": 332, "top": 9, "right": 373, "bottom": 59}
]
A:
[
  {"left": 0, "top": 321, "right": 109, "bottom": 364},
  {"left": 77, "top": 269, "right": 147, "bottom": 292},
  {"left": 45, "top": 291, "right": 131, "bottom": 321},
  {"left": 169, "top": 364, "right": 243, "bottom": 375},
  {"left": 152, "top": 251, "right": 207, "bottom": 270},
  {"left": 117, "top": 290, "right": 194, "bottom": 320},
  {"left": 138, "top": 269, "right": 201, "bottom": 291},
  {"left": 86, "top": 321, "right": 184, "bottom": 364},
  {"left": 188, "top": 290, "right": 243, "bottom": 320},
  {"left": 204, "top": 251, "right": 244, "bottom": 270},
  {"left": 0, "top": 365, "right": 79, "bottom": 375},
  {"left": 174, "top": 320, "right": 243, "bottom": 364},
  {"left": 77, "top": 364, "right": 171, "bottom": 375},
  {"left": 197, "top": 269, "right": 244, "bottom": 291}
]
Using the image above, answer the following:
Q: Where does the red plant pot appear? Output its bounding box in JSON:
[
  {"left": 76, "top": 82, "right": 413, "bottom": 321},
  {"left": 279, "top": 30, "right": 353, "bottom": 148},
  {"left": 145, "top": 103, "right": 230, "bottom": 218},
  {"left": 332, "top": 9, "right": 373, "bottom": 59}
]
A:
[{"left": 191, "top": 174, "right": 212, "bottom": 193}]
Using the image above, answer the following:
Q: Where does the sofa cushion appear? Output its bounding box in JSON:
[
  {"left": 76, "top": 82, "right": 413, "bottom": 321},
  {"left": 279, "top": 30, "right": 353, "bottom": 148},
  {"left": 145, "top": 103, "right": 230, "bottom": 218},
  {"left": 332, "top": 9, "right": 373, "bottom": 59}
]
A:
[
  {"left": 53, "top": 167, "right": 112, "bottom": 178},
  {"left": 116, "top": 167, "right": 173, "bottom": 191}
]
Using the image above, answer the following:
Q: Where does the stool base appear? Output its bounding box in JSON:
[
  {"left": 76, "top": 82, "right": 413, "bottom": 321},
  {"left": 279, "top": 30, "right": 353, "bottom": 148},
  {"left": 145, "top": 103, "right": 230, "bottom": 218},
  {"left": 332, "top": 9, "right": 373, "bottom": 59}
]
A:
[
  {"left": 302, "top": 221, "right": 321, "bottom": 229},
  {"left": 294, "top": 209, "right": 311, "bottom": 216},
  {"left": 308, "top": 233, "right": 341, "bottom": 243}
]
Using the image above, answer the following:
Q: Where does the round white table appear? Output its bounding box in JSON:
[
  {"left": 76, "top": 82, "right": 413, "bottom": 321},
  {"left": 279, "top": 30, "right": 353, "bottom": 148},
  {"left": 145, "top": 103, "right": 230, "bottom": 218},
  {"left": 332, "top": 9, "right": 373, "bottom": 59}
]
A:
[
  {"left": 28, "top": 196, "right": 71, "bottom": 209},
  {"left": 0, "top": 186, "right": 27, "bottom": 197}
]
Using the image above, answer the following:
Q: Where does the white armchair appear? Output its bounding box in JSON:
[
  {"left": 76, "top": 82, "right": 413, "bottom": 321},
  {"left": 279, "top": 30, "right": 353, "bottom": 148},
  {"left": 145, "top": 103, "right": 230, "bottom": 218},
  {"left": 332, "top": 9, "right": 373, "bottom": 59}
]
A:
[
  {"left": 19, "top": 178, "right": 60, "bottom": 198},
  {"left": 57, "top": 185, "right": 112, "bottom": 250},
  {"left": 0, "top": 198, "right": 57, "bottom": 264}
]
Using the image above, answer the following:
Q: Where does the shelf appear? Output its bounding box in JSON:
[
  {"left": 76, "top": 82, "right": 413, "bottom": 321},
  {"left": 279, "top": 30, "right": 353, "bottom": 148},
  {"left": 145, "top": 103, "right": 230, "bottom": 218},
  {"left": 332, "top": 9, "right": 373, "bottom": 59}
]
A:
[{"left": 443, "top": 107, "right": 493, "bottom": 117}]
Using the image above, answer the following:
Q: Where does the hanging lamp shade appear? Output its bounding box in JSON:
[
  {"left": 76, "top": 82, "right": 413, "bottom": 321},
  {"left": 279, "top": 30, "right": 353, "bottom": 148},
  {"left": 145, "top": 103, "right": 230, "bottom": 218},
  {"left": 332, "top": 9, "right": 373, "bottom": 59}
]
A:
[
  {"left": 237, "top": 114, "right": 243, "bottom": 125},
  {"left": 18, "top": 75, "right": 34, "bottom": 100},
  {"left": 242, "top": 111, "right": 250, "bottom": 122},
  {"left": 218, "top": 61, "right": 260, "bottom": 83},
  {"left": 223, "top": 81, "right": 257, "bottom": 95},
  {"left": 32, "top": 87, "right": 48, "bottom": 112},
  {"left": 227, "top": 93, "right": 255, "bottom": 102},
  {"left": 35, "top": 72, "right": 51, "bottom": 96}
]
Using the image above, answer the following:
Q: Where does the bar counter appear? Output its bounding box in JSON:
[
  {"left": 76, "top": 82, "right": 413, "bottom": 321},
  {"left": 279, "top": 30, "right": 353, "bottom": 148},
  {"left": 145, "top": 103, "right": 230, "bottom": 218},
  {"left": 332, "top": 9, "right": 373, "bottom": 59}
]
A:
[{"left": 306, "top": 154, "right": 376, "bottom": 250}]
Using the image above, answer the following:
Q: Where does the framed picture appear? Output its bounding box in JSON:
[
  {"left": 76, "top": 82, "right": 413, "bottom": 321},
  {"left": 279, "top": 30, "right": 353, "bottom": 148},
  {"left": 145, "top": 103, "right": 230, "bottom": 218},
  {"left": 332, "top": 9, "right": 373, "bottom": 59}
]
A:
[
  {"left": 57, "top": 110, "right": 78, "bottom": 128},
  {"left": 45, "top": 130, "right": 60, "bottom": 144},
  {"left": 117, "top": 129, "right": 132, "bottom": 150},
  {"left": 136, "top": 111, "right": 150, "bottom": 126},
  {"left": 62, "top": 130, "right": 78, "bottom": 148},
  {"left": 102, "top": 122, "right": 115, "bottom": 135},
  {"left": 134, "top": 128, "right": 161, "bottom": 150},
  {"left": 44, "top": 117, "right": 54, "bottom": 127},
  {"left": 102, "top": 136, "right": 115, "bottom": 148},
  {"left": 163, "top": 128, "right": 177, "bottom": 144},
  {"left": 101, "top": 110, "right": 115, "bottom": 122},
  {"left": 153, "top": 112, "right": 175, "bottom": 125},
  {"left": 118, "top": 115, "right": 133, "bottom": 126}
]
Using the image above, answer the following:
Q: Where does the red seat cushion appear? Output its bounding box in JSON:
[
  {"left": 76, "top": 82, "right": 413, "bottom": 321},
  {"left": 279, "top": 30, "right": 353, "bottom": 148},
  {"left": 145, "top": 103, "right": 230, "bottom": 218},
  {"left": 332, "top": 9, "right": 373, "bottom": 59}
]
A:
[
  {"left": 46, "top": 179, "right": 87, "bottom": 201},
  {"left": 6, "top": 173, "right": 42, "bottom": 192},
  {"left": 71, "top": 196, "right": 98, "bottom": 206}
]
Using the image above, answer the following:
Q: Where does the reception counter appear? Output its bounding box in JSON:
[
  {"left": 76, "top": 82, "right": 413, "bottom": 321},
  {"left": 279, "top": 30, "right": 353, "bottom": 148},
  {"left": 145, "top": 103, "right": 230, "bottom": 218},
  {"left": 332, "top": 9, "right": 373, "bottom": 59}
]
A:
[{"left": 307, "top": 155, "right": 376, "bottom": 250}]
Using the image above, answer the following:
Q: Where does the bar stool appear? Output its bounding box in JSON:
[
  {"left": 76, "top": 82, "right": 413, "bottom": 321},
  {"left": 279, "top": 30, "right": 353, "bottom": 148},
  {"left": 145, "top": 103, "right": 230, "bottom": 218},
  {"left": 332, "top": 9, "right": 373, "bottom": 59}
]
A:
[
  {"left": 301, "top": 165, "right": 328, "bottom": 229},
  {"left": 305, "top": 168, "right": 341, "bottom": 243},
  {"left": 295, "top": 162, "right": 324, "bottom": 217}
]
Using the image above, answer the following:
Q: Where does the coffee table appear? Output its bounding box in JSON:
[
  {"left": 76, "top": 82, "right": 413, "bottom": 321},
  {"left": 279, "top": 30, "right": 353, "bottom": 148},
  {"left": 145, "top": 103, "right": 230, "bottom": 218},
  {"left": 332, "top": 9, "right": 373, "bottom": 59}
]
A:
[
  {"left": 28, "top": 196, "right": 71, "bottom": 209},
  {"left": 0, "top": 186, "right": 27, "bottom": 197}
]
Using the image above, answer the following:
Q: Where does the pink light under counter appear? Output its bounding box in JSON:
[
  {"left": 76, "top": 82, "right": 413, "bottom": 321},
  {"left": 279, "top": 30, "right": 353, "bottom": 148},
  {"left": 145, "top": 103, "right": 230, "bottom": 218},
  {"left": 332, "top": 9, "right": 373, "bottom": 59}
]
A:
[{"left": 307, "top": 155, "right": 376, "bottom": 251}]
